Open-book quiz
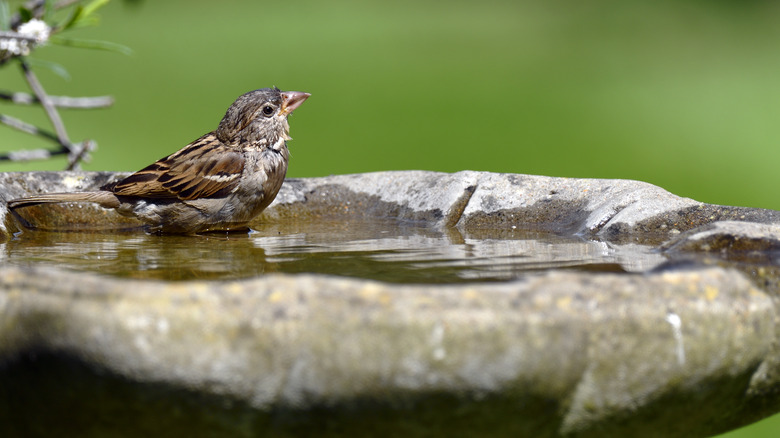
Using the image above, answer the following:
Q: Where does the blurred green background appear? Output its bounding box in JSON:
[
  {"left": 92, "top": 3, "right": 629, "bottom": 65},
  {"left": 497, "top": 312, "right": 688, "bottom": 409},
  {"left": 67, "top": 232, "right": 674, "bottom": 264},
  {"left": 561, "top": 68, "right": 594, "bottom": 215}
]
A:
[
  {"left": 2, "top": 0, "right": 780, "bottom": 211},
  {"left": 2, "top": 0, "right": 780, "bottom": 435}
]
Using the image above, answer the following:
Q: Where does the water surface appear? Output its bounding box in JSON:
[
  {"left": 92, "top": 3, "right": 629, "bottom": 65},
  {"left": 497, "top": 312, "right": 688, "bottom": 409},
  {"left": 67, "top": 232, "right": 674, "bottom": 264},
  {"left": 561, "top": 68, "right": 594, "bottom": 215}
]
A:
[{"left": 3, "top": 219, "right": 667, "bottom": 283}]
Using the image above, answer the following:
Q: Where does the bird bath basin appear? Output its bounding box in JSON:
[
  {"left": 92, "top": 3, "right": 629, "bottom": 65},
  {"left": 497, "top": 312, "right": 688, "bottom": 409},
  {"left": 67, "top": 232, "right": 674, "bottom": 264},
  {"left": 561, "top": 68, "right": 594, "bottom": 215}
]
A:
[{"left": 2, "top": 170, "right": 780, "bottom": 437}]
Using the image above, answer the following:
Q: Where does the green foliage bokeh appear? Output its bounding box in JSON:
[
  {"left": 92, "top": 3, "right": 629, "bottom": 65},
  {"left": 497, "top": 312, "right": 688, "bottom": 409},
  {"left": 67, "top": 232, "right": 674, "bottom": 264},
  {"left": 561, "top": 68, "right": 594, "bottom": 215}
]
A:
[{"left": 2, "top": 0, "right": 780, "bottom": 212}]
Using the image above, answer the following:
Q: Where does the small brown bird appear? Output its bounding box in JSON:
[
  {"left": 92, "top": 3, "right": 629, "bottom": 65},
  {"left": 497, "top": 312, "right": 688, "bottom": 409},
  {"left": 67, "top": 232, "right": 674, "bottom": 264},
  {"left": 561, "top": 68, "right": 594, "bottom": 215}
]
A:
[{"left": 8, "top": 87, "right": 310, "bottom": 233}]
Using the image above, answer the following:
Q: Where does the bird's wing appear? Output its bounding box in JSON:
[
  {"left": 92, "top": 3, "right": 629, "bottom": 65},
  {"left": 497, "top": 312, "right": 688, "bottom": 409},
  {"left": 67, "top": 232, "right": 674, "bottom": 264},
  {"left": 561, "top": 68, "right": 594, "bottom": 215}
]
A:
[{"left": 107, "top": 133, "right": 245, "bottom": 200}]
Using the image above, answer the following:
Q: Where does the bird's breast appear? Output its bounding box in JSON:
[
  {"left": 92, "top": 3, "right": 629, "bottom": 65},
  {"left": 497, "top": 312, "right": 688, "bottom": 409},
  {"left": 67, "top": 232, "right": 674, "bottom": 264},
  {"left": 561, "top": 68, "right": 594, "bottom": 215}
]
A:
[{"left": 233, "top": 147, "right": 288, "bottom": 209}]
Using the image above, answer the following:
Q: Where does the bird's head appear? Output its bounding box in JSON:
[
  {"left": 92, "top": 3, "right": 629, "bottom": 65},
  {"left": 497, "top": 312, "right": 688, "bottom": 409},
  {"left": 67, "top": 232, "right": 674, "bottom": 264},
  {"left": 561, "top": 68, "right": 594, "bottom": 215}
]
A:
[{"left": 216, "top": 87, "right": 310, "bottom": 150}]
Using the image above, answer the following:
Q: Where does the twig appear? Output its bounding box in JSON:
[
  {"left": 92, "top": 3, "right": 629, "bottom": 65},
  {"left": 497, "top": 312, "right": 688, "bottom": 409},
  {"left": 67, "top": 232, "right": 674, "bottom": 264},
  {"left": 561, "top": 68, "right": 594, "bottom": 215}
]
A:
[
  {"left": 66, "top": 139, "right": 94, "bottom": 170},
  {"left": 0, "top": 91, "right": 114, "bottom": 108},
  {"left": 0, "top": 112, "right": 65, "bottom": 162},
  {"left": 19, "top": 59, "right": 71, "bottom": 150},
  {"left": 0, "top": 113, "right": 61, "bottom": 143},
  {"left": 0, "top": 136, "right": 95, "bottom": 166},
  {"left": 0, "top": 31, "right": 38, "bottom": 42},
  {"left": 0, "top": 114, "right": 95, "bottom": 168},
  {"left": 1, "top": 0, "right": 112, "bottom": 170},
  {"left": 0, "top": 148, "right": 56, "bottom": 161}
]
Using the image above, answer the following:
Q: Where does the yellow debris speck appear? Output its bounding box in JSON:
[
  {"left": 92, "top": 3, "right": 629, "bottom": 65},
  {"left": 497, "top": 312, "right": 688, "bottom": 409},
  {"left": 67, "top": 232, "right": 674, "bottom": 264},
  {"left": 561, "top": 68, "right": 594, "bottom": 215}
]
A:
[
  {"left": 359, "top": 283, "right": 383, "bottom": 299},
  {"left": 226, "top": 282, "right": 244, "bottom": 295},
  {"left": 268, "top": 290, "right": 284, "bottom": 303},
  {"left": 378, "top": 293, "right": 392, "bottom": 306},
  {"left": 556, "top": 295, "right": 572, "bottom": 309},
  {"left": 461, "top": 288, "right": 480, "bottom": 300}
]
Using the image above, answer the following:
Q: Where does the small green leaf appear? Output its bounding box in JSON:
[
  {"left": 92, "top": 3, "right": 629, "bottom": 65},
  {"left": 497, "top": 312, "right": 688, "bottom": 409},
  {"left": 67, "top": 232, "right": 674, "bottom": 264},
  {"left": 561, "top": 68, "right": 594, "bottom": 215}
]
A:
[
  {"left": 42, "top": 0, "right": 55, "bottom": 22},
  {"left": 60, "top": 5, "right": 84, "bottom": 31},
  {"left": 81, "top": 0, "right": 111, "bottom": 20},
  {"left": 18, "top": 6, "right": 32, "bottom": 23},
  {"left": 60, "top": 0, "right": 112, "bottom": 30},
  {"left": 0, "top": 1, "right": 10, "bottom": 31},
  {"left": 26, "top": 57, "right": 71, "bottom": 80},
  {"left": 49, "top": 35, "right": 132, "bottom": 56}
]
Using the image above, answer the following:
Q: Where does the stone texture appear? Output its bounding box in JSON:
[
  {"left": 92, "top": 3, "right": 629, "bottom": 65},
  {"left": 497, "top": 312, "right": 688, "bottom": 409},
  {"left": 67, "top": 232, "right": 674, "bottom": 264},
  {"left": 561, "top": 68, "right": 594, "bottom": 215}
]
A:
[
  {"left": 260, "top": 171, "right": 780, "bottom": 245},
  {"left": 661, "top": 220, "right": 780, "bottom": 254},
  {"left": 5, "top": 170, "right": 780, "bottom": 242},
  {"left": 0, "top": 264, "right": 774, "bottom": 438},
  {"left": 2, "top": 170, "right": 780, "bottom": 437}
]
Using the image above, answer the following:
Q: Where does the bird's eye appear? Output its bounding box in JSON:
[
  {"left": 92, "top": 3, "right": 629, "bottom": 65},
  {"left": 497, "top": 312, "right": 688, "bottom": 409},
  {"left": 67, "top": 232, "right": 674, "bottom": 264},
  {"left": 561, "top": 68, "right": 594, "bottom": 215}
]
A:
[{"left": 261, "top": 105, "right": 275, "bottom": 116}]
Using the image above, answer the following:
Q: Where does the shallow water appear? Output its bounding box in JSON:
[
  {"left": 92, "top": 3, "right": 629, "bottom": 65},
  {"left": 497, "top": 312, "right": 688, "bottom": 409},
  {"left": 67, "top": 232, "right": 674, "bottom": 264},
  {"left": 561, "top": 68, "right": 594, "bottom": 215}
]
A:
[{"left": 3, "top": 219, "right": 667, "bottom": 283}]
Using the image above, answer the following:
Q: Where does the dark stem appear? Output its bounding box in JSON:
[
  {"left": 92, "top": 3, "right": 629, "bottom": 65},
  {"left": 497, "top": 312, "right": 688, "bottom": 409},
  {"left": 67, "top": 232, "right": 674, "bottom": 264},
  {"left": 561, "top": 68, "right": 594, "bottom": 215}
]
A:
[{"left": 65, "top": 140, "right": 95, "bottom": 170}]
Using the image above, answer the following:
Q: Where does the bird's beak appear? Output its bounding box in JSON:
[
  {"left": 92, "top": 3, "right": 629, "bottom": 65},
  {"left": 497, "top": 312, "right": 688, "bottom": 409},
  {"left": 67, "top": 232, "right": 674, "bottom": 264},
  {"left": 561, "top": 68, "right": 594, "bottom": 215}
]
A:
[{"left": 280, "top": 91, "right": 311, "bottom": 116}]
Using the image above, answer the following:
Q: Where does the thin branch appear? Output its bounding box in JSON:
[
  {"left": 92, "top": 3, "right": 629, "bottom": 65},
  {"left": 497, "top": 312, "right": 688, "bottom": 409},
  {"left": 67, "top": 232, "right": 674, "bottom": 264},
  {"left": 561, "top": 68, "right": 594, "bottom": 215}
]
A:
[
  {"left": 0, "top": 31, "right": 38, "bottom": 42},
  {"left": 1, "top": 0, "right": 110, "bottom": 171},
  {"left": 0, "top": 114, "right": 95, "bottom": 167},
  {"left": 0, "top": 148, "right": 57, "bottom": 161},
  {"left": 19, "top": 59, "right": 71, "bottom": 150},
  {"left": 0, "top": 32, "right": 40, "bottom": 66},
  {"left": 0, "top": 112, "right": 66, "bottom": 162},
  {"left": 66, "top": 139, "right": 94, "bottom": 170},
  {"left": 0, "top": 143, "right": 94, "bottom": 166},
  {"left": 0, "top": 113, "right": 61, "bottom": 143},
  {"left": 0, "top": 91, "right": 114, "bottom": 108},
  {"left": 0, "top": 138, "right": 95, "bottom": 166}
]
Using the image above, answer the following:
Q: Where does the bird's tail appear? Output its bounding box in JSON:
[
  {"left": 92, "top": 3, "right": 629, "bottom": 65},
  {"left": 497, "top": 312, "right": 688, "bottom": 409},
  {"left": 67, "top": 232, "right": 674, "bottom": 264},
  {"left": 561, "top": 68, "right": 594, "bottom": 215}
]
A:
[{"left": 7, "top": 191, "right": 120, "bottom": 210}]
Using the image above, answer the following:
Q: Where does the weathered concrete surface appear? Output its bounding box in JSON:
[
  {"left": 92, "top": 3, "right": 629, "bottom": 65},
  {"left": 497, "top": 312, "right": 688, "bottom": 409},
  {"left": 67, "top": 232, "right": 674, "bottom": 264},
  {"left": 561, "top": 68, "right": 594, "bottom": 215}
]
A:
[
  {"left": 261, "top": 171, "right": 780, "bottom": 244},
  {"left": 2, "top": 170, "right": 780, "bottom": 437},
  {"left": 4, "top": 171, "right": 780, "bottom": 242},
  {"left": 661, "top": 221, "right": 780, "bottom": 254},
  {"left": 0, "top": 264, "right": 775, "bottom": 437}
]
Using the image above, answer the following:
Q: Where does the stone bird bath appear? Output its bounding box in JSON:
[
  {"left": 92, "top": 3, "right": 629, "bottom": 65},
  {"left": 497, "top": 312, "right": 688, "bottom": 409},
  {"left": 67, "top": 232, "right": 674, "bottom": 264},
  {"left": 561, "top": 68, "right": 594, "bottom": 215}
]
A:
[{"left": 2, "top": 170, "right": 780, "bottom": 437}]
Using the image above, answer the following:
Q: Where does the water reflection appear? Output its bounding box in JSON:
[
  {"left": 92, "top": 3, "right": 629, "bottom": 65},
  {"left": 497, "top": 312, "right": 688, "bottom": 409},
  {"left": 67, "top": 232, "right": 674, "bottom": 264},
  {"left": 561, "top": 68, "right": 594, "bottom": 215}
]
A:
[{"left": 2, "top": 219, "right": 667, "bottom": 283}]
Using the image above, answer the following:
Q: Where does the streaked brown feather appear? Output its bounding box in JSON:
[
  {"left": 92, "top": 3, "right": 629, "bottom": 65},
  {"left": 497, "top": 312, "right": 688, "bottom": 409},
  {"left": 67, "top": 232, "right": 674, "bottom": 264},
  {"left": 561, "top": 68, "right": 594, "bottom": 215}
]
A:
[{"left": 108, "top": 133, "right": 244, "bottom": 200}]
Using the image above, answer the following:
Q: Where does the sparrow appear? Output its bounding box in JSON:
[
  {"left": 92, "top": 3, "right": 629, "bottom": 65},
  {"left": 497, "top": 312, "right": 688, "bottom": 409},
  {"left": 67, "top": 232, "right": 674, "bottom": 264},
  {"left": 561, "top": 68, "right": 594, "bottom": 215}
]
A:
[{"left": 7, "top": 87, "right": 310, "bottom": 234}]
